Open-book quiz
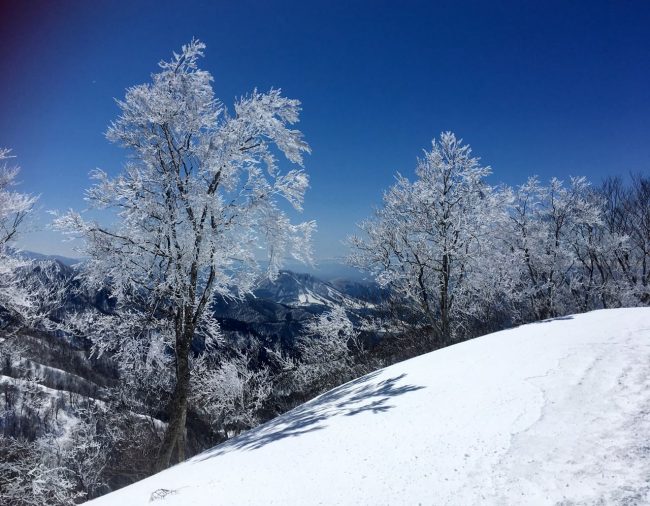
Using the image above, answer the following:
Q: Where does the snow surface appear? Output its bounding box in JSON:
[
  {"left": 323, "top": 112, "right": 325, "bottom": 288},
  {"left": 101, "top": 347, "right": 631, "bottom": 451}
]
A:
[{"left": 87, "top": 308, "right": 650, "bottom": 505}]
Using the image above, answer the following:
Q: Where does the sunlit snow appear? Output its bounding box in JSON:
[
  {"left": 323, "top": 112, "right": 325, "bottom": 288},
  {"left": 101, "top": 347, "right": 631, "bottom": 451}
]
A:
[{"left": 87, "top": 308, "right": 650, "bottom": 505}]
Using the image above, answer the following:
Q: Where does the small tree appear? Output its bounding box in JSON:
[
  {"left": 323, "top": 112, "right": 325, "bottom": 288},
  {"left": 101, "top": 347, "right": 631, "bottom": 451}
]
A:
[
  {"left": 55, "top": 40, "right": 314, "bottom": 469},
  {"left": 293, "top": 306, "right": 361, "bottom": 393},
  {"left": 349, "top": 132, "right": 504, "bottom": 345},
  {"left": 190, "top": 351, "right": 271, "bottom": 438}
]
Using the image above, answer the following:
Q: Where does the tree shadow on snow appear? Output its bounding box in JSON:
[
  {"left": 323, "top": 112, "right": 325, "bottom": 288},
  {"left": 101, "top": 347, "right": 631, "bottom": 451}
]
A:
[{"left": 193, "top": 371, "right": 424, "bottom": 461}]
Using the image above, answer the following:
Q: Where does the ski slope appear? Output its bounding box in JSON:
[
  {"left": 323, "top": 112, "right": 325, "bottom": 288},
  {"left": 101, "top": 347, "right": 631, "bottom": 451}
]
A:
[{"left": 87, "top": 308, "right": 650, "bottom": 505}]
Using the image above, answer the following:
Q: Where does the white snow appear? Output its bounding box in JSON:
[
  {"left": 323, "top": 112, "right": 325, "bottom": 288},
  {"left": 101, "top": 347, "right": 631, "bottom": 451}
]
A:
[{"left": 87, "top": 308, "right": 650, "bottom": 505}]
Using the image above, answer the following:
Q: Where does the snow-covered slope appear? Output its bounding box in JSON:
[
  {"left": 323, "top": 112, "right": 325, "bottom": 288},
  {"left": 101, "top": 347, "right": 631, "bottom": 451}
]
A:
[{"left": 87, "top": 308, "right": 650, "bottom": 505}]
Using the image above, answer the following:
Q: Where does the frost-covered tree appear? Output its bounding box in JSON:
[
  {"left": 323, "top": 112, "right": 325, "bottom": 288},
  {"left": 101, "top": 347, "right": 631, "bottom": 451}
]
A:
[
  {"left": 0, "top": 149, "right": 36, "bottom": 248},
  {"left": 591, "top": 175, "right": 650, "bottom": 307},
  {"left": 349, "top": 132, "right": 505, "bottom": 344},
  {"left": 565, "top": 189, "right": 628, "bottom": 311},
  {"left": 54, "top": 406, "right": 109, "bottom": 501},
  {"left": 0, "top": 434, "right": 82, "bottom": 506},
  {"left": 0, "top": 148, "right": 39, "bottom": 333},
  {"left": 190, "top": 351, "right": 271, "bottom": 437},
  {"left": 293, "top": 306, "right": 362, "bottom": 393},
  {"left": 54, "top": 40, "right": 314, "bottom": 469},
  {"left": 608, "top": 175, "right": 650, "bottom": 304},
  {"left": 505, "top": 177, "right": 606, "bottom": 319}
]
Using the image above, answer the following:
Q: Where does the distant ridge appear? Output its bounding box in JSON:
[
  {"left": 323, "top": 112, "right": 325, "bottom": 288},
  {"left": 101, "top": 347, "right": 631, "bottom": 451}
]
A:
[{"left": 18, "top": 250, "right": 81, "bottom": 266}]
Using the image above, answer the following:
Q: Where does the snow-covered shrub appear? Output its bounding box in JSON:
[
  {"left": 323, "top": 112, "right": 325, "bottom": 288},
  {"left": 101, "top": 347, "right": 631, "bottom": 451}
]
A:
[
  {"left": 292, "top": 307, "right": 363, "bottom": 394},
  {"left": 190, "top": 351, "right": 272, "bottom": 437}
]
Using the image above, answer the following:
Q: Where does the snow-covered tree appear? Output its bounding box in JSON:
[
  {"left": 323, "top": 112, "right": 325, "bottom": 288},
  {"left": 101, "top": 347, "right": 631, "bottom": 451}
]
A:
[
  {"left": 505, "top": 176, "right": 607, "bottom": 319},
  {"left": 0, "top": 148, "right": 39, "bottom": 333},
  {"left": 349, "top": 132, "right": 505, "bottom": 345},
  {"left": 612, "top": 175, "right": 649, "bottom": 305},
  {"left": 190, "top": 351, "right": 271, "bottom": 437},
  {"left": 0, "top": 149, "right": 36, "bottom": 248},
  {"left": 54, "top": 40, "right": 314, "bottom": 469},
  {"left": 590, "top": 175, "right": 650, "bottom": 307},
  {"left": 0, "top": 434, "right": 81, "bottom": 506},
  {"left": 293, "top": 306, "right": 362, "bottom": 392},
  {"left": 63, "top": 406, "right": 110, "bottom": 499},
  {"left": 565, "top": 189, "right": 628, "bottom": 311},
  {"left": 1, "top": 415, "right": 108, "bottom": 504}
]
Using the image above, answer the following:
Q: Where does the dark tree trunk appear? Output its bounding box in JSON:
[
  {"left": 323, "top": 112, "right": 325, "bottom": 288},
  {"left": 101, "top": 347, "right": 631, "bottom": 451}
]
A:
[
  {"left": 156, "top": 318, "right": 193, "bottom": 471},
  {"left": 439, "top": 253, "right": 451, "bottom": 346}
]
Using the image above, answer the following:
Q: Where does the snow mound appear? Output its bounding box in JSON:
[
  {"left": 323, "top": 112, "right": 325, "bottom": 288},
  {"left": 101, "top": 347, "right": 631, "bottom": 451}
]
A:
[{"left": 87, "top": 308, "right": 650, "bottom": 505}]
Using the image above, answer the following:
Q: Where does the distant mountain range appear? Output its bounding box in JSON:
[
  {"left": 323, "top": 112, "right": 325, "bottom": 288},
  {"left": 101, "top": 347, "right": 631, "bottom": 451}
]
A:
[
  {"left": 18, "top": 255, "right": 385, "bottom": 350},
  {"left": 17, "top": 250, "right": 81, "bottom": 266},
  {"left": 213, "top": 270, "right": 384, "bottom": 348},
  {"left": 254, "top": 270, "right": 374, "bottom": 309},
  {"left": 280, "top": 258, "right": 371, "bottom": 282},
  {"left": 19, "top": 250, "right": 372, "bottom": 282}
]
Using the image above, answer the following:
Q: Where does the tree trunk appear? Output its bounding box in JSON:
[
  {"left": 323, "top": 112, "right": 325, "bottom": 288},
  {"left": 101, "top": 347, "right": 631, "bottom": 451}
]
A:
[
  {"left": 156, "top": 324, "right": 192, "bottom": 471},
  {"left": 439, "top": 253, "right": 451, "bottom": 346}
]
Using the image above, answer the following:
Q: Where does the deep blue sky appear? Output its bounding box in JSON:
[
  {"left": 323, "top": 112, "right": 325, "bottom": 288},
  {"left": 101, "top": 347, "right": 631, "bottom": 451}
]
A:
[{"left": 1, "top": 0, "right": 649, "bottom": 259}]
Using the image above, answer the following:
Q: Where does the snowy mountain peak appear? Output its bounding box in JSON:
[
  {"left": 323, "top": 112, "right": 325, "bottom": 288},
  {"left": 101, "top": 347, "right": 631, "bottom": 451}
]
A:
[{"left": 254, "top": 270, "right": 370, "bottom": 309}]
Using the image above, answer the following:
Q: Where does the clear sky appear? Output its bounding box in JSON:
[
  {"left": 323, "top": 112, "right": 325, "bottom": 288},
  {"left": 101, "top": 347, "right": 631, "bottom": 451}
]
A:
[{"left": 1, "top": 0, "right": 648, "bottom": 260}]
